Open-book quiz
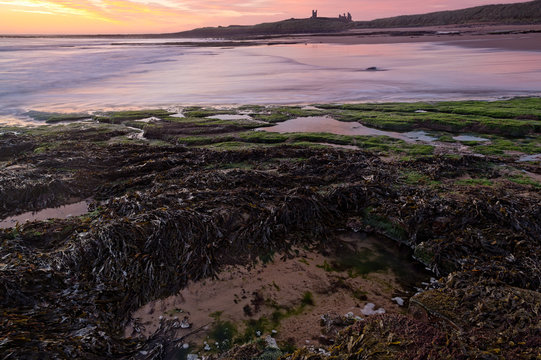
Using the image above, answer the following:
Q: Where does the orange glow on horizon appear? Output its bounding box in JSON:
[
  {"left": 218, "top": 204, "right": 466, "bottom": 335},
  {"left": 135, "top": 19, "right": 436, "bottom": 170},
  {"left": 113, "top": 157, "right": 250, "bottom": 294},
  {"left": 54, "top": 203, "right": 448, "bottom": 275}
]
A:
[{"left": 0, "top": 0, "right": 531, "bottom": 35}]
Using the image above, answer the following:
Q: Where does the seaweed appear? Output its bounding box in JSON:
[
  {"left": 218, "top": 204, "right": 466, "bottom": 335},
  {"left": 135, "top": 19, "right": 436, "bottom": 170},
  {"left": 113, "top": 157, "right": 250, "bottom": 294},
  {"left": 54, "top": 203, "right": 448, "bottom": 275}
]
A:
[{"left": 1, "top": 100, "right": 540, "bottom": 359}]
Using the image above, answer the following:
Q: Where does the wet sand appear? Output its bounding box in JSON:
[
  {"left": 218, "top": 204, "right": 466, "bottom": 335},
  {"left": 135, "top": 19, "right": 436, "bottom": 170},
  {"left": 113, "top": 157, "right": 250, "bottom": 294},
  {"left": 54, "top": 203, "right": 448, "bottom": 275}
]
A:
[
  {"left": 126, "top": 232, "right": 429, "bottom": 348},
  {"left": 293, "top": 24, "right": 541, "bottom": 51}
]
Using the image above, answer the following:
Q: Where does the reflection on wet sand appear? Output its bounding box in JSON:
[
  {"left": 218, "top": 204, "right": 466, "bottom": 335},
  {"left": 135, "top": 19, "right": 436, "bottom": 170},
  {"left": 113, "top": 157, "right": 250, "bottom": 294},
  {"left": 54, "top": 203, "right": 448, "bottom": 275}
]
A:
[
  {"left": 257, "top": 116, "right": 408, "bottom": 140},
  {"left": 0, "top": 200, "right": 91, "bottom": 228}
]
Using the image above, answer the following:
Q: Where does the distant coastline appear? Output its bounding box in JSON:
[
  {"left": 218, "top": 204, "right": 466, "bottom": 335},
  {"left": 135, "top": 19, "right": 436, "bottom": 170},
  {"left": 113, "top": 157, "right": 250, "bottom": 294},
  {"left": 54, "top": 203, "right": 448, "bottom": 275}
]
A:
[{"left": 3, "top": 24, "right": 541, "bottom": 53}]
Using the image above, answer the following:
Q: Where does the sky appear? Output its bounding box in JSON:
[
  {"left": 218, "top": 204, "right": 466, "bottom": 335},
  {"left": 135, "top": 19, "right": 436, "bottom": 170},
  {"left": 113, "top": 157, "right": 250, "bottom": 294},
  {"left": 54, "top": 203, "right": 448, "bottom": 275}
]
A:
[{"left": 0, "top": 0, "right": 529, "bottom": 35}]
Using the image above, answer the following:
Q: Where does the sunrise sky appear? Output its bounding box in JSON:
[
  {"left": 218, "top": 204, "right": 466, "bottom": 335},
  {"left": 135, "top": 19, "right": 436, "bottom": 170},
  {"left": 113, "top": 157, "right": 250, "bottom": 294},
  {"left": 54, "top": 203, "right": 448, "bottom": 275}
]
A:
[{"left": 0, "top": 0, "right": 529, "bottom": 35}]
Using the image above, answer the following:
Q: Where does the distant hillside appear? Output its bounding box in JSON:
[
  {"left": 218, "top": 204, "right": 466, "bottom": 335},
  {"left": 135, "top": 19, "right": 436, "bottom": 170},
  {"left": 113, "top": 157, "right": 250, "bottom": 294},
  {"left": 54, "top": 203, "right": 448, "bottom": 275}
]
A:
[
  {"left": 357, "top": 0, "right": 541, "bottom": 28},
  {"left": 172, "top": 0, "right": 541, "bottom": 38},
  {"left": 173, "top": 17, "right": 350, "bottom": 38}
]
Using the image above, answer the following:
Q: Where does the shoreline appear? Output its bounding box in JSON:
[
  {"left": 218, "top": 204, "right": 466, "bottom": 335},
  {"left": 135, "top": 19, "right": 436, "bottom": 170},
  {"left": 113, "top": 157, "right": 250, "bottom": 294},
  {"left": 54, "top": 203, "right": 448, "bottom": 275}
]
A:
[
  {"left": 3, "top": 24, "right": 541, "bottom": 52},
  {"left": 4, "top": 94, "right": 541, "bottom": 127},
  {"left": 287, "top": 24, "right": 541, "bottom": 51}
]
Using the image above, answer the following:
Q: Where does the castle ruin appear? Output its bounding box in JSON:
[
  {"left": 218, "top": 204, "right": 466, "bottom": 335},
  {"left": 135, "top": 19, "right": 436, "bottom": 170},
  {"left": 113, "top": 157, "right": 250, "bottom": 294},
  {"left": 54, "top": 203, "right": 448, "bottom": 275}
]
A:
[
  {"left": 338, "top": 12, "right": 353, "bottom": 22},
  {"left": 310, "top": 10, "right": 352, "bottom": 22}
]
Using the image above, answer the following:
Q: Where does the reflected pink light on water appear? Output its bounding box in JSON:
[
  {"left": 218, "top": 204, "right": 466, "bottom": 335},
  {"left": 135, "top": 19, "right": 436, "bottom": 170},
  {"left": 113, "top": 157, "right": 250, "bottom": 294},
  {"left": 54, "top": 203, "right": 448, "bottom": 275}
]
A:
[{"left": 1, "top": 39, "right": 541, "bottom": 119}]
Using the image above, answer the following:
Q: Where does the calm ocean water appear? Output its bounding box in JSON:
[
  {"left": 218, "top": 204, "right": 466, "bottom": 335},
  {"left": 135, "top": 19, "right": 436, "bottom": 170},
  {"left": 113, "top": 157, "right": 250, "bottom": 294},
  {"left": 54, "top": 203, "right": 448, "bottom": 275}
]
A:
[{"left": 1, "top": 37, "right": 541, "bottom": 125}]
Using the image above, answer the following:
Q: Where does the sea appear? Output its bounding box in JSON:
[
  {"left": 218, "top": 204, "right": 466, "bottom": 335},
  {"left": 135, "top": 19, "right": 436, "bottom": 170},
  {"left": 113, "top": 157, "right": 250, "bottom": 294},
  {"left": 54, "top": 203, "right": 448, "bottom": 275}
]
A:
[{"left": 1, "top": 36, "right": 541, "bottom": 125}]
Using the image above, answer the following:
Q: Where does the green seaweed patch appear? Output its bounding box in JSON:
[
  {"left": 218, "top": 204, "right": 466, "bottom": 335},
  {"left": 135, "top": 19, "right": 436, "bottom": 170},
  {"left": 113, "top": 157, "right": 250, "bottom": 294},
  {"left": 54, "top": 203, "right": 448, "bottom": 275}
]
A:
[
  {"left": 177, "top": 130, "right": 436, "bottom": 156},
  {"left": 208, "top": 318, "right": 237, "bottom": 351},
  {"left": 251, "top": 106, "right": 325, "bottom": 123},
  {"left": 433, "top": 97, "right": 541, "bottom": 120},
  {"left": 361, "top": 208, "right": 408, "bottom": 242},
  {"left": 473, "top": 136, "right": 541, "bottom": 156},
  {"left": 236, "top": 292, "right": 318, "bottom": 344},
  {"left": 438, "top": 134, "right": 457, "bottom": 143},
  {"left": 204, "top": 141, "right": 275, "bottom": 150},
  {"left": 25, "top": 111, "right": 91, "bottom": 124},
  {"left": 319, "top": 98, "right": 541, "bottom": 136},
  {"left": 507, "top": 174, "right": 541, "bottom": 188},
  {"left": 455, "top": 178, "right": 493, "bottom": 186},
  {"left": 319, "top": 248, "right": 393, "bottom": 277},
  {"left": 182, "top": 109, "right": 237, "bottom": 118},
  {"left": 400, "top": 170, "right": 440, "bottom": 186},
  {"left": 458, "top": 140, "right": 485, "bottom": 146},
  {"left": 238, "top": 132, "right": 289, "bottom": 143},
  {"left": 300, "top": 291, "right": 314, "bottom": 306},
  {"left": 237, "top": 105, "right": 267, "bottom": 112},
  {"left": 94, "top": 109, "right": 171, "bottom": 124},
  {"left": 236, "top": 317, "right": 275, "bottom": 345}
]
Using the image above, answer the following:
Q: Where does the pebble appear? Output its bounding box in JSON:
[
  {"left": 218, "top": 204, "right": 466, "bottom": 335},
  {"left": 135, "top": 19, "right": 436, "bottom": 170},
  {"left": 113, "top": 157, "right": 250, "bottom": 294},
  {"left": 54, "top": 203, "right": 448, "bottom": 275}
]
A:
[
  {"left": 392, "top": 297, "right": 405, "bottom": 306},
  {"left": 180, "top": 318, "right": 191, "bottom": 329},
  {"left": 265, "top": 335, "right": 279, "bottom": 349},
  {"left": 361, "top": 303, "right": 386, "bottom": 315}
]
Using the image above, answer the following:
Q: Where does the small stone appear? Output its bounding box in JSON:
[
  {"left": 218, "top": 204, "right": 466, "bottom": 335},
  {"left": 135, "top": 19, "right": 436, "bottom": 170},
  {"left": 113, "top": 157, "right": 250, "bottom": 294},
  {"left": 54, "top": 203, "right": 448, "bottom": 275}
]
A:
[
  {"left": 182, "top": 343, "right": 189, "bottom": 349},
  {"left": 180, "top": 317, "right": 191, "bottom": 329},
  {"left": 318, "top": 348, "right": 330, "bottom": 355},
  {"left": 361, "top": 303, "right": 385, "bottom": 315},
  {"left": 392, "top": 297, "right": 405, "bottom": 306},
  {"left": 204, "top": 344, "right": 211, "bottom": 351},
  {"left": 265, "top": 335, "right": 279, "bottom": 349}
]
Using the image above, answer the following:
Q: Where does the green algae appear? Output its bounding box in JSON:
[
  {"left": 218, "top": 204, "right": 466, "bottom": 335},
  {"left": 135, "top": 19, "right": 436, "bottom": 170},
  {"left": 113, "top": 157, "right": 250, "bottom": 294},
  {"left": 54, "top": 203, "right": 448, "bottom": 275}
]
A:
[
  {"left": 94, "top": 109, "right": 172, "bottom": 123},
  {"left": 25, "top": 111, "right": 91, "bottom": 124},
  {"left": 319, "top": 97, "right": 541, "bottom": 136},
  {"left": 507, "top": 173, "right": 541, "bottom": 188}
]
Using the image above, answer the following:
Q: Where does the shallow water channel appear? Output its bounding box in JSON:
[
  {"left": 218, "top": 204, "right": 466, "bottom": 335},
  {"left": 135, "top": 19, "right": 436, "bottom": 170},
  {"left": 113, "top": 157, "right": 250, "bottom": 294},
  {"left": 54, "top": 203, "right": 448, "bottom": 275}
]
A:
[
  {"left": 257, "top": 116, "right": 437, "bottom": 143},
  {"left": 0, "top": 199, "right": 91, "bottom": 228}
]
